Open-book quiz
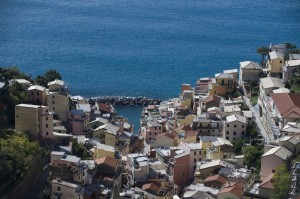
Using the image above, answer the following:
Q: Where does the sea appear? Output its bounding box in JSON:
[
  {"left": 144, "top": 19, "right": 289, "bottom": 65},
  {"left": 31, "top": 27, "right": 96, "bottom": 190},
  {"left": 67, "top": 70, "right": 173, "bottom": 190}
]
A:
[{"left": 1, "top": 0, "right": 300, "bottom": 132}]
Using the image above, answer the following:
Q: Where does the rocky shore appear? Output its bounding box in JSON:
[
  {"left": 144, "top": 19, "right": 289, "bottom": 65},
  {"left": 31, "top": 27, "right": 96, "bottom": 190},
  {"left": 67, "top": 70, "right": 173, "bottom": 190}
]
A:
[{"left": 89, "top": 96, "right": 161, "bottom": 106}]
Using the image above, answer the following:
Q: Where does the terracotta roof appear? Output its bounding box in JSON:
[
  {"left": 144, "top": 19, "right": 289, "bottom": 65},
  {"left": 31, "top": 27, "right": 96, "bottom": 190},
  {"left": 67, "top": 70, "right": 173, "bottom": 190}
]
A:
[
  {"left": 97, "top": 102, "right": 115, "bottom": 113},
  {"left": 204, "top": 174, "right": 227, "bottom": 184},
  {"left": 95, "top": 156, "right": 118, "bottom": 168},
  {"left": 219, "top": 185, "right": 243, "bottom": 198},
  {"left": 259, "top": 173, "right": 275, "bottom": 190},
  {"left": 271, "top": 93, "right": 300, "bottom": 118},
  {"left": 184, "top": 131, "right": 198, "bottom": 138},
  {"left": 182, "top": 125, "right": 193, "bottom": 132},
  {"left": 142, "top": 182, "right": 160, "bottom": 193},
  {"left": 204, "top": 95, "right": 222, "bottom": 104},
  {"left": 165, "top": 131, "right": 177, "bottom": 139}
]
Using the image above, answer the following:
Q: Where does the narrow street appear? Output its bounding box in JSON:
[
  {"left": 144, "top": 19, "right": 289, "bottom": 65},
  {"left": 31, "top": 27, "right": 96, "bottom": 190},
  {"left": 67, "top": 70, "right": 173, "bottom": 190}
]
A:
[{"left": 244, "top": 97, "right": 272, "bottom": 144}]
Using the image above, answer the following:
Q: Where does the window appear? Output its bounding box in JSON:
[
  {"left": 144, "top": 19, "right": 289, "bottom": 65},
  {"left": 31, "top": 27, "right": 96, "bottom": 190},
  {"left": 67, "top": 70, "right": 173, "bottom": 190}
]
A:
[
  {"left": 280, "top": 61, "right": 282, "bottom": 63},
  {"left": 226, "top": 137, "right": 229, "bottom": 140},
  {"left": 227, "top": 124, "right": 229, "bottom": 127},
  {"left": 52, "top": 95, "right": 55, "bottom": 99},
  {"left": 212, "top": 130, "right": 214, "bottom": 132},
  {"left": 194, "top": 158, "right": 196, "bottom": 162},
  {"left": 233, "top": 131, "right": 236, "bottom": 135},
  {"left": 226, "top": 131, "right": 229, "bottom": 135},
  {"left": 242, "top": 125, "right": 244, "bottom": 128},
  {"left": 53, "top": 107, "right": 55, "bottom": 111},
  {"left": 272, "top": 169, "right": 275, "bottom": 173},
  {"left": 199, "top": 158, "right": 201, "bottom": 161},
  {"left": 234, "top": 125, "right": 236, "bottom": 128},
  {"left": 57, "top": 186, "right": 60, "bottom": 191},
  {"left": 155, "top": 127, "right": 157, "bottom": 130},
  {"left": 53, "top": 101, "right": 55, "bottom": 104},
  {"left": 194, "top": 151, "right": 196, "bottom": 155},
  {"left": 46, "top": 124, "right": 48, "bottom": 128},
  {"left": 194, "top": 166, "right": 196, "bottom": 170},
  {"left": 233, "top": 138, "right": 236, "bottom": 140},
  {"left": 46, "top": 116, "right": 48, "bottom": 121},
  {"left": 242, "top": 131, "right": 244, "bottom": 135},
  {"left": 199, "top": 151, "right": 201, "bottom": 155},
  {"left": 46, "top": 132, "right": 48, "bottom": 135},
  {"left": 150, "top": 137, "right": 151, "bottom": 140},
  {"left": 37, "top": 92, "right": 39, "bottom": 96},
  {"left": 150, "top": 132, "right": 152, "bottom": 136},
  {"left": 155, "top": 133, "right": 157, "bottom": 135},
  {"left": 31, "top": 92, "right": 33, "bottom": 95}
]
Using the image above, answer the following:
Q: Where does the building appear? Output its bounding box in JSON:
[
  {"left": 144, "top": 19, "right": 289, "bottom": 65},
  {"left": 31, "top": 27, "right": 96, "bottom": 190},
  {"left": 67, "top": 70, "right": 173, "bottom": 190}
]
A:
[
  {"left": 204, "top": 174, "right": 227, "bottom": 189},
  {"left": 47, "top": 79, "right": 70, "bottom": 122},
  {"left": 94, "top": 156, "right": 121, "bottom": 189},
  {"left": 223, "top": 114, "right": 247, "bottom": 142},
  {"left": 282, "top": 59, "right": 300, "bottom": 83},
  {"left": 200, "top": 136, "right": 234, "bottom": 160},
  {"left": 93, "top": 123, "right": 122, "bottom": 146},
  {"left": 141, "top": 121, "right": 163, "bottom": 145},
  {"left": 51, "top": 179, "right": 82, "bottom": 199},
  {"left": 15, "top": 104, "right": 53, "bottom": 139},
  {"left": 260, "top": 146, "right": 292, "bottom": 179},
  {"left": 93, "top": 143, "right": 116, "bottom": 159},
  {"left": 180, "top": 142, "right": 203, "bottom": 182},
  {"left": 195, "top": 159, "right": 234, "bottom": 178},
  {"left": 239, "top": 61, "right": 262, "bottom": 89},
  {"left": 126, "top": 154, "right": 149, "bottom": 186},
  {"left": 9, "top": 78, "right": 31, "bottom": 88},
  {"left": 258, "top": 173, "right": 275, "bottom": 199},
  {"left": 214, "top": 73, "right": 235, "bottom": 96},
  {"left": 192, "top": 114, "right": 223, "bottom": 137},
  {"left": 218, "top": 182, "right": 243, "bottom": 199},
  {"left": 28, "top": 85, "right": 46, "bottom": 105},
  {"left": 200, "top": 95, "right": 222, "bottom": 113},
  {"left": 168, "top": 150, "right": 190, "bottom": 195},
  {"left": 68, "top": 109, "right": 90, "bottom": 135},
  {"left": 270, "top": 93, "right": 300, "bottom": 130},
  {"left": 267, "top": 51, "right": 285, "bottom": 77}
]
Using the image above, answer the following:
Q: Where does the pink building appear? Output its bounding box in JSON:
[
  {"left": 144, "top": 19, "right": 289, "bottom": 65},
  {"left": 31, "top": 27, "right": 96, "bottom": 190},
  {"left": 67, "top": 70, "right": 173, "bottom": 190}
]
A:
[
  {"left": 168, "top": 151, "right": 190, "bottom": 195},
  {"left": 142, "top": 121, "right": 163, "bottom": 144},
  {"left": 28, "top": 85, "right": 46, "bottom": 105},
  {"left": 260, "top": 146, "right": 292, "bottom": 180},
  {"left": 69, "top": 109, "right": 90, "bottom": 135}
]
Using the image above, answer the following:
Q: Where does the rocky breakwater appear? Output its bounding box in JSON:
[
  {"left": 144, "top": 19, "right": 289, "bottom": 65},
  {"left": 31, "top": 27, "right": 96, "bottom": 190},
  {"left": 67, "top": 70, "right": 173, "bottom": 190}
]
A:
[{"left": 89, "top": 96, "right": 161, "bottom": 106}]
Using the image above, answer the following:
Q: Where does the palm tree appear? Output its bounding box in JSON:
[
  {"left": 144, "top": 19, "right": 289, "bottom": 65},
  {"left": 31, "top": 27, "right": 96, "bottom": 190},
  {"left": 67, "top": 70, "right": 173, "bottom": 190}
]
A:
[{"left": 256, "top": 46, "right": 269, "bottom": 67}]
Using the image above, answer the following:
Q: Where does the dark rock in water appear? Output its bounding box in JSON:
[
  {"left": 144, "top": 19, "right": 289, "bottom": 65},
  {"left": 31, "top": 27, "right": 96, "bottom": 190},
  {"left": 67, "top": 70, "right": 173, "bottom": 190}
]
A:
[{"left": 89, "top": 96, "right": 161, "bottom": 106}]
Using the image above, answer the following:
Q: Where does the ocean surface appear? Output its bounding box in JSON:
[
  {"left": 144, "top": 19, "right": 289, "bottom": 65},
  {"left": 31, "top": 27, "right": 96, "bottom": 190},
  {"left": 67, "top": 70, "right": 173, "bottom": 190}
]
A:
[{"left": 1, "top": 0, "right": 300, "bottom": 131}]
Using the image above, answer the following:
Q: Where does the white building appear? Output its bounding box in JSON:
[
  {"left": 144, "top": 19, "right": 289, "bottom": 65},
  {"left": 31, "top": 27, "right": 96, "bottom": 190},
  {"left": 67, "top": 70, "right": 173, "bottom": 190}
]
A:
[{"left": 223, "top": 114, "right": 247, "bottom": 142}]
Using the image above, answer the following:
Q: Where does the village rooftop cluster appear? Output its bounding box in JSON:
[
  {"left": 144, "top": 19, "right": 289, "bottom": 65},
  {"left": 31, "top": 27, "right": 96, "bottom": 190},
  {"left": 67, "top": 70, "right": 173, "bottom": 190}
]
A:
[{"left": 1, "top": 43, "right": 300, "bottom": 198}]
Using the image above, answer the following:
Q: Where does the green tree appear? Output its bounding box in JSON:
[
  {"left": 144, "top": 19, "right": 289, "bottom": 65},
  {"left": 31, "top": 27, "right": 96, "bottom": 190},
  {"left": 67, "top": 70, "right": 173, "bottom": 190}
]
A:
[
  {"left": 34, "top": 69, "right": 62, "bottom": 87},
  {"left": 271, "top": 165, "right": 291, "bottom": 199},
  {"left": 256, "top": 46, "right": 269, "bottom": 67},
  {"left": 243, "top": 145, "right": 263, "bottom": 169},
  {"left": 232, "top": 139, "right": 244, "bottom": 155}
]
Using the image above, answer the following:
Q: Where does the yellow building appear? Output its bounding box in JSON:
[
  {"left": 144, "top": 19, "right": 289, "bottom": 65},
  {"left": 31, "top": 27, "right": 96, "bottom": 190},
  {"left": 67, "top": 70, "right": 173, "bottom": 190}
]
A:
[
  {"left": 214, "top": 73, "right": 235, "bottom": 96},
  {"left": 93, "top": 143, "right": 115, "bottom": 159},
  {"left": 267, "top": 51, "right": 284, "bottom": 76},
  {"left": 93, "top": 123, "right": 121, "bottom": 147},
  {"left": 178, "top": 115, "right": 196, "bottom": 127},
  {"left": 47, "top": 79, "right": 70, "bottom": 122},
  {"left": 47, "top": 92, "right": 70, "bottom": 122},
  {"left": 199, "top": 136, "right": 234, "bottom": 160},
  {"left": 15, "top": 104, "right": 53, "bottom": 138}
]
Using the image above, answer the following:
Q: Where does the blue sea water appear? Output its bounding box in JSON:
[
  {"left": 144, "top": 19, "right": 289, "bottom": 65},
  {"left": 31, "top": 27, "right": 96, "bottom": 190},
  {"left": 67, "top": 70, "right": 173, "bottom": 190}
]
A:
[{"left": 1, "top": 0, "right": 300, "bottom": 130}]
